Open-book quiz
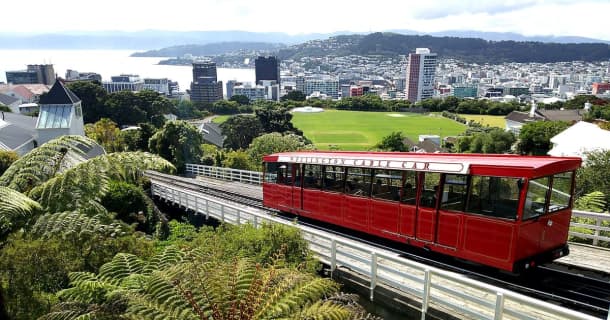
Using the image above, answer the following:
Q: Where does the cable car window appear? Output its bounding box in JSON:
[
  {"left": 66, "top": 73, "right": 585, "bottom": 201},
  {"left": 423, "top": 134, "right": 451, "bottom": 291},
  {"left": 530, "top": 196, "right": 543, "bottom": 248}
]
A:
[
  {"left": 400, "top": 170, "right": 418, "bottom": 205},
  {"left": 264, "top": 162, "right": 280, "bottom": 183},
  {"left": 467, "top": 176, "right": 520, "bottom": 220},
  {"left": 275, "top": 163, "right": 293, "bottom": 186},
  {"left": 372, "top": 169, "right": 402, "bottom": 201},
  {"left": 419, "top": 172, "right": 441, "bottom": 208},
  {"left": 346, "top": 167, "right": 372, "bottom": 197},
  {"left": 441, "top": 174, "right": 468, "bottom": 211},
  {"left": 523, "top": 176, "right": 550, "bottom": 220},
  {"left": 303, "top": 164, "right": 322, "bottom": 190},
  {"left": 322, "top": 166, "right": 345, "bottom": 193},
  {"left": 548, "top": 171, "right": 574, "bottom": 213}
]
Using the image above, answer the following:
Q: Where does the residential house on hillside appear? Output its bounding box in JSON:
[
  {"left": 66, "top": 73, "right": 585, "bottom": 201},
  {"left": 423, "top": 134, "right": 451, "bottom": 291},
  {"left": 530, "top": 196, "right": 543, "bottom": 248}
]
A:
[
  {"left": 505, "top": 101, "right": 588, "bottom": 134},
  {"left": 0, "top": 111, "right": 38, "bottom": 155},
  {"left": 0, "top": 84, "right": 50, "bottom": 103},
  {"left": 0, "top": 93, "right": 20, "bottom": 112},
  {"left": 0, "top": 80, "right": 92, "bottom": 156}
]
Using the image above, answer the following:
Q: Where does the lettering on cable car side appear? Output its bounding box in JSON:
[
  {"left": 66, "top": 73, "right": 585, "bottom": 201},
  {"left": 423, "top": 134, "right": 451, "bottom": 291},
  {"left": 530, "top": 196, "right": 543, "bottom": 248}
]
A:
[{"left": 278, "top": 156, "right": 469, "bottom": 174}]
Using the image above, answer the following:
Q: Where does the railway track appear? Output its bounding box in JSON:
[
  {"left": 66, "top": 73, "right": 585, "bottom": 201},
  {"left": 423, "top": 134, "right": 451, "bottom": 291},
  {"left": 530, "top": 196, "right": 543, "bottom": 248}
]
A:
[{"left": 145, "top": 171, "right": 610, "bottom": 318}]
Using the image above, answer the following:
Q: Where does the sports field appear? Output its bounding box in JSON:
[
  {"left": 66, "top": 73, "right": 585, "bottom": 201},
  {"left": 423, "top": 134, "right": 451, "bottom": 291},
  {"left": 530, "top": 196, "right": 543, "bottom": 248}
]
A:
[
  {"left": 291, "top": 110, "right": 466, "bottom": 150},
  {"left": 459, "top": 114, "right": 506, "bottom": 128}
]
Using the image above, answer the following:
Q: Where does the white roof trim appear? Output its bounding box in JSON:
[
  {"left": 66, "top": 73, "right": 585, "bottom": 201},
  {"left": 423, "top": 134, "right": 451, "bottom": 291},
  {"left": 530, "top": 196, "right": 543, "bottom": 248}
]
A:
[{"left": 277, "top": 155, "right": 469, "bottom": 174}]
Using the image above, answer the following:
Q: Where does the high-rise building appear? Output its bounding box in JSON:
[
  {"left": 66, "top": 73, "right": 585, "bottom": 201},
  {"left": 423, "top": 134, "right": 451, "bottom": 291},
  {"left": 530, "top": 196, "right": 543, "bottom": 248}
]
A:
[
  {"left": 405, "top": 48, "right": 437, "bottom": 103},
  {"left": 255, "top": 56, "right": 280, "bottom": 85},
  {"left": 6, "top": 64, "right": 55, "bottom": 85},
  {"left": 190, "top": 61, "right": 223, "bottom": 104}
]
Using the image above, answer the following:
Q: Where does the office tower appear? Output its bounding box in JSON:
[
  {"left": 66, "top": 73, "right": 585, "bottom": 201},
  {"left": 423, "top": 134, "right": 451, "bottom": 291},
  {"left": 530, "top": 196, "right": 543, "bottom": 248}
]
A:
[
  {"left": 6, "top": 64, "right": 55, "bottom": 85},
  {"left": 255, "top": 56, "right": 280, "bottom": 85},
  {"left": 405, "top": 48, "right": 437, "bottom": 103},
  {"left": 190, "top": 61, "right": 223, "bottom": 104}
]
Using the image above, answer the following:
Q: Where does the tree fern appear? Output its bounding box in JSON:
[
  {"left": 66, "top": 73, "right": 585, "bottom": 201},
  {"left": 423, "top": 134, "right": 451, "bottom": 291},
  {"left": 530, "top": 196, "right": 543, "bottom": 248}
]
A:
[
  {"left": 0, "top": 186, "right": 42, "bottom": 241},
  {"left": 29, "top": 152, "right": 175, "bottom": 216},
  {"left": 0, "top": 135, "right": 99, "bottom": 193},
  {"left": 30, "top": 211, "right": 128, "bottom": 241}
]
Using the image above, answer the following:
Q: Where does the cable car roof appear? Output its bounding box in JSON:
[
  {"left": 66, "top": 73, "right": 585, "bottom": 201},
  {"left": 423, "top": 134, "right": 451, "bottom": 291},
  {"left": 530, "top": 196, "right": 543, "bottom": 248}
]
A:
[{"left": 263, "top": 151, "right": 582, "bottom": 178}]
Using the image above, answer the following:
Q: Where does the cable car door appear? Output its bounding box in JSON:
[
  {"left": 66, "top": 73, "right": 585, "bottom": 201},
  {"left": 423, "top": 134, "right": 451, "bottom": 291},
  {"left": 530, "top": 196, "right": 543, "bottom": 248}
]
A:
[{"left": 415, "top": 172, "right": 441, "bottom": 242}]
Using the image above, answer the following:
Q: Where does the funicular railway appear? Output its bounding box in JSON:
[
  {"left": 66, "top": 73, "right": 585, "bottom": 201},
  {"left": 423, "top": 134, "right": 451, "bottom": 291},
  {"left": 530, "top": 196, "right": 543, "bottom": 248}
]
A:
[{"left": 145, "top": 152, "right": 610, "bottom": 320}]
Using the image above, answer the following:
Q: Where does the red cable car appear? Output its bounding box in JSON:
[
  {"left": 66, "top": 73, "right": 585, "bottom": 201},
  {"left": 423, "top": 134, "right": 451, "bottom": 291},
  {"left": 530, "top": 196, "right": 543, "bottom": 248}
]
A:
[{"left": 262, "top": 151, "right": 582, "bottom": 272}]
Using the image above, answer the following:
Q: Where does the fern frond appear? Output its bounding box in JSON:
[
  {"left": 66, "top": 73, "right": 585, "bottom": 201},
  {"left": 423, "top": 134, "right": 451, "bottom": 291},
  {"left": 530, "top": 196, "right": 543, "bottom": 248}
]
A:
[
  {"left": 30, "top": 211, "right": 128, "bottom": 241},
  {"left": 0, "top": 135, "right": 99, "bottom": 193},
  {"left": 145, "top": 246, "right": 186, "bottom": 273},
  {"left": 0, "top": 185, "right": 41, "bottom": 240},
  {"left": 99, "top": 253, "right": 146, "bottom": 285},
  {"left": 291, "top": 301, "right": 353, "bottom": 320}
]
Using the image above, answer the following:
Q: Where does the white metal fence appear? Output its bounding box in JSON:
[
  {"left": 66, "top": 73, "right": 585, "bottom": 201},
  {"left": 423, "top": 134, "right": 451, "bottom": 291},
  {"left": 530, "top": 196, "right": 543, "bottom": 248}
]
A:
[
  {"left": 571, "top": 210, "right": 610, "bottom": 246},
  {"left": 185, "top": 164, "right": 610, "bottom": 247},
  {"left": 149, "top": 175, "right": 605, "bottom": 320},
  {"left": 186, "top": 164, "right": 263, "bottom": 185}
]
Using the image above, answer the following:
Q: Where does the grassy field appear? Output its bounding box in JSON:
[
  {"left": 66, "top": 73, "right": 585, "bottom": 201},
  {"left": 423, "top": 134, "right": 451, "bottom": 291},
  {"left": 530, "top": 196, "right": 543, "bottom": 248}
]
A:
[
  {"left": 291, "top": 110, "right": 466, "bottom": 150},
  {"left": 212, "top": 115, "right": 230, "bottom": 124},
  {"left": 459, "top": 114, "right": 506, "bottom": 128}
]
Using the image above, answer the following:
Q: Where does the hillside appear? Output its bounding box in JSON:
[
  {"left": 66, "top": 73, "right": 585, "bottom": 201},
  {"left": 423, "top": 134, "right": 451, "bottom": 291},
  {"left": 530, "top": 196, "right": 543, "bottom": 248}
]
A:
[
  {"left": 277, "top": 32, "right": 610, "bottom": 63},
  {"left": 131, "top": 42, "right": 285, "bottom": 57}
]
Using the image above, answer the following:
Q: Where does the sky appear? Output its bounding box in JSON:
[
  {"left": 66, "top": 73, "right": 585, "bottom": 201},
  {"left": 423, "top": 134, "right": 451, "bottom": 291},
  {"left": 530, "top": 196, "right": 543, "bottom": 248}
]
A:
[{"left": 4, "top": 0, "right": 610, "bottom": 40}]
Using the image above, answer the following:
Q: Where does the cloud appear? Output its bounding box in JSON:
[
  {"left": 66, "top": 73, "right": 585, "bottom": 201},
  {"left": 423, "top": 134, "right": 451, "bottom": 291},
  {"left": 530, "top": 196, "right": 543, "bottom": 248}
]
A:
[{"left": 409, "top": 0, "right": 541, "bottom": 19}]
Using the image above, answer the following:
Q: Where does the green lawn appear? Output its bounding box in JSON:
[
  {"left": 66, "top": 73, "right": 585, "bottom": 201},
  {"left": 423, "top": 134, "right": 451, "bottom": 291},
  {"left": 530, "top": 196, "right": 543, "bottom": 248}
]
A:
[
  {"left": 459, "top": 114, "right": 506, "bottom": 128},
  {"left": 212, "top": 115, "right": 230, "bottom": 124},
  {"left": 291, "top": 110, "right": 466, "bottom": 150}
]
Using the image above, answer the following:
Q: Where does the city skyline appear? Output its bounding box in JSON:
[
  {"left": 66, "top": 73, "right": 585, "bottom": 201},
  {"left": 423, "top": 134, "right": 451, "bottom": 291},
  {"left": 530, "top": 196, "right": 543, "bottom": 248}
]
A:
[{"left": 3, "top": 0, "right": 610, "bottom": 41}]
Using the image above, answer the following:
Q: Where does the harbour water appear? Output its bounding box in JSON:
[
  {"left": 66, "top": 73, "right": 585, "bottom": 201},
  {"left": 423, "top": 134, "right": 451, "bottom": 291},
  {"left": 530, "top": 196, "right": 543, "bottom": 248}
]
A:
[{"left": 0, "top": 49, "right": 255, "bottom": 92}]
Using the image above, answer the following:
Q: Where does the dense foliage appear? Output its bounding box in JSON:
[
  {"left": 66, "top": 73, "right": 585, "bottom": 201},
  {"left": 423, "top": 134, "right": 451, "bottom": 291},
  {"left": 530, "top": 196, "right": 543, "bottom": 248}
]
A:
[
  {"left": 148, "top": 120, "right": 204, "bottom": 173},
  {"left": 516, "top": 121, "right": 570, "bottom": 155},
  {"left": 0, "top": 151, "right": 18, "bottom": 176},
  {"left": 577, "top": 150, "right": 610, "bottom": 210},
  {"left": 375, "top": 131, "right": 407, "bottom": 152}
]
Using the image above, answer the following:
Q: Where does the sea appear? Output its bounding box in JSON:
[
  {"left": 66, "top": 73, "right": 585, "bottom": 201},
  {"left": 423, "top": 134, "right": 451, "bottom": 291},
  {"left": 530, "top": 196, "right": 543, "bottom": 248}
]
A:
[{"left": 0, "top": 49, "right": 255, "bottom": 92}]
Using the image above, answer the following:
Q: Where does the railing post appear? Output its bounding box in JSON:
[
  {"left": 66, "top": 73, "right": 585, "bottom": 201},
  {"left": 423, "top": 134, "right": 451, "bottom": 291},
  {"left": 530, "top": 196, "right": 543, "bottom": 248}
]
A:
[
  {"left": 494, "top": 292, "right": 504, "bottom": 320},
  {"left": 205, "top": 199, "right": 209, "bottom": 220},
  {"left": 593, "top": 218, "right": 601, "bottom": 246},
  {"left": 253, "top": 216, "right": 258, "bottom": 228},
  {"left": 421, "top": 269, "right": 431, "bottom": 320},
  {"left": 331, "top": 239, "right": 337, "bottom": 277},
  {"left": 220, "top": 205, "right": 225, "bottom": 222},
  {"left": 370, "top": 252, "right": 377, "bottom": 301},
  {"left": 237, "top": 209, "right": 241, "bottom": 225}
]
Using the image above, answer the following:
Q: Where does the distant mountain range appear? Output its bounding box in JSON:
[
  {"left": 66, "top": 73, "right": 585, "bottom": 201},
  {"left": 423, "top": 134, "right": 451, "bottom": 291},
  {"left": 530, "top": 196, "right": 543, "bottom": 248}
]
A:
[
  {"left": 131, "top": 42, "right": 285, "bottom": 57},
  {"left": 276, "top": 33, "right": 610, "bottom": 63},
  {"left": 0, "top": 29, "right": 608, "bottom": 50}
]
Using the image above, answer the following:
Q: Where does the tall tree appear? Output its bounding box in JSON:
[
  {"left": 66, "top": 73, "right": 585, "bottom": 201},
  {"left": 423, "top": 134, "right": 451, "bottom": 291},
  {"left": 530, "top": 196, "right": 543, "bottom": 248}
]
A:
[
  {"left": 149, "top": 121, "right": 204, "bottom": 172},
  {"left": 255, "top": 107, "right": 302, "bottom": 135},
  {"left": 375, "top": 131, "right": 407, "bottom": 152},
  {"left": 281, "top": 90, "right": 306, "bottom": 102},
  {"left": 85, "top": 118, "right": 124, "bottom": 152},
  {"left": 220, "top": 115, "right": 264, "bottom": 150},
  {"left": 66, "top": 81, "right": 108, "bottom": 124},
  {"left": 247, "top": 133, "right": 312, "bottom": 169},
  {"left": 517, "top": 121, "right": 570, "bottom": 155}
]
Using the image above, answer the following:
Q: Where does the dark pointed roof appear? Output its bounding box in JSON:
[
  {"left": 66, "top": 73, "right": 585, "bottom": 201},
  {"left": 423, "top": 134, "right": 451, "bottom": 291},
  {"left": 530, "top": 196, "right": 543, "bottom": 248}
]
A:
[{"left": 38, "top": 80, "right": 80, "bottom": 105}]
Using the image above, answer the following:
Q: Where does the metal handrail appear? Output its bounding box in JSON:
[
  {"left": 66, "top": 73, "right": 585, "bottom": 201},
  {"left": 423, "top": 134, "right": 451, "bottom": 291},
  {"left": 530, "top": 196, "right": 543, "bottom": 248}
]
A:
[
  {"left": 148, "top": 174, "right": 604, "bottom": 320},
  {"left": 185, "top": 164, "right": 610, "bottom": 247}
]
